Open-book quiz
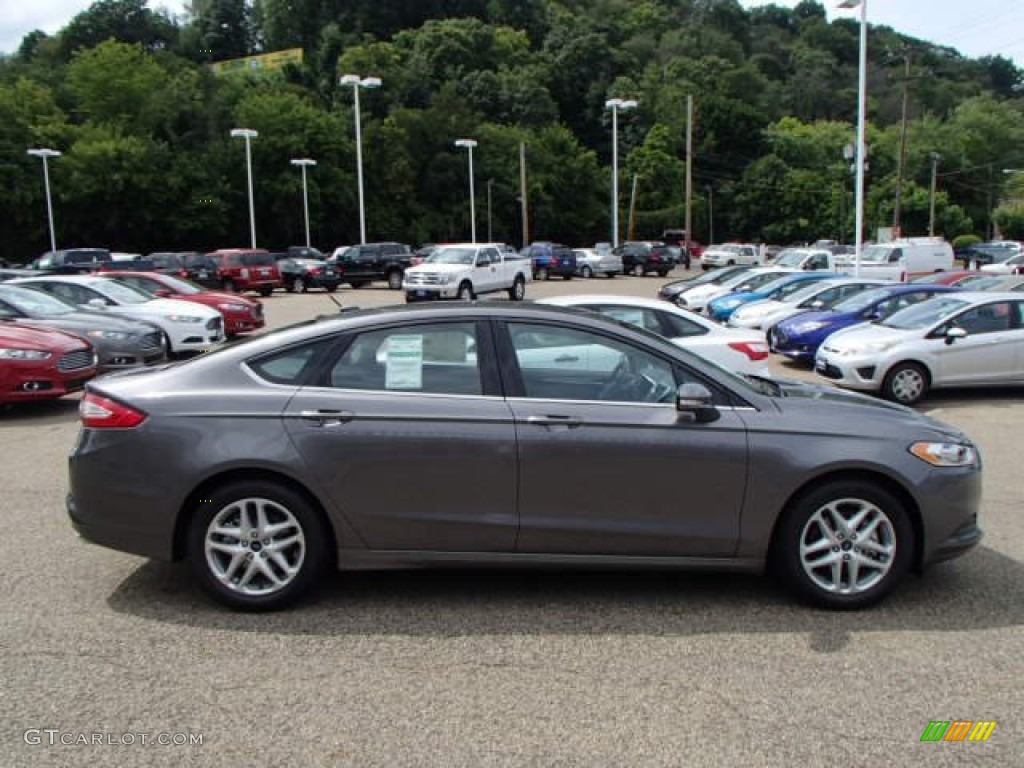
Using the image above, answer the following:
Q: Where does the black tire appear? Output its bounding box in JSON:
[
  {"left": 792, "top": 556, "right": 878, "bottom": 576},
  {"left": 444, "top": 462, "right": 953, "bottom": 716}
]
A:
[
  {"left": 606, "top": 271, "right": 616, "bottom": 278},
  {"left": 507, "top": 276, "right": 526, "bottom": 301},
  {"left": 349, "top": 281, "right": 368, "bottom": 289},
  {"left": 162, "top": 332, "right": 176, "bottom": 358},
  {"left": 658, "top": 270, "right": 669, "bottom": 277},
  {"left": 259, "top": 286, "right": 273, "bottom": 297},
  {"left": 882, "top": 362, "right": 930, "bottom": 406},
  {"left": 294, "top": 276, "right": 308, "bottom": 294},
  {"left": 222, "top": 279, "right": 237, "bottom": 292},
  {"left": 326, "top": 285, "right": 338, "bottom": 293},
  {"left": 772, "top": 481, "right": 914, "bottom": 609},
  {"left": 581, "top": 265, "right": 593, "bottom": 279},
  {"left": 535, "top": 267, "right": 549, "bottom": 281},
  {"left": 562, "top": 274, "right": 572, "bottom": 280},
  {"left": 633, "top": 264, "right": 645, "bottom": 277},
  {"left": 284, "top": 280, "right": 295, "bottom": 293},
  {"left": 457, "top": 281, "right": 475, "bottom": 301},
  {"left": 187, "top": 480, "right": 331, "bottom": 611},
  {"left": 386, "top": 270, "right": 403, "bottom": 290}
]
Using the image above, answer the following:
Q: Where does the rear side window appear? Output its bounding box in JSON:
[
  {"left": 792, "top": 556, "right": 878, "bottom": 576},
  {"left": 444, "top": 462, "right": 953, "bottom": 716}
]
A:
[
  {"left": 241, "top": 253, "right": 275, "bottom": 266},
  {"left": 248, "top": 340, "right": 334, "bottom": 385}
]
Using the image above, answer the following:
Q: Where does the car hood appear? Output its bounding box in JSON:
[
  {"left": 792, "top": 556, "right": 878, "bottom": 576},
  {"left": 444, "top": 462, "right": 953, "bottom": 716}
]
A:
[
  {"left": 821, "top": 322, "right": 913, "bottom": 349},
  {"left": 732, "top": 299, "right": 783, "bottom": 318},
  {"left": 406, "top": 263, "right": 470, "bottom": 274},
  {"left": 770, "top": 377, "right": 968, "bottom": 442},
  {"left": 180, "top": 291, "right": 256, "bottom": 306},
  {"left": 18, "top": 311, "right": 161, "bottom": 335},
  {"left": 777, "top": 309, "right": 853, "bottom": 334},
  {"left": 0, "top": 321, "right": 89, "bottom": 351},
  {"left": 114, "top": 298, "right": 221, "bottom": 319}
]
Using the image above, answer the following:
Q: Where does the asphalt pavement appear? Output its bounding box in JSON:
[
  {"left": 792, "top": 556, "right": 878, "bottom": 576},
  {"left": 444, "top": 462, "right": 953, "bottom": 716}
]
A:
[{"left": 1, "top": 268, "right": 1021, "bottom": 766}]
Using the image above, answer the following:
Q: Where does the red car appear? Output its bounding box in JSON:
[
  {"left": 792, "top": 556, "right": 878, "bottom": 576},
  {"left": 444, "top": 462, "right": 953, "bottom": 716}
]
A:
[
  {"left": 100, "top": 271, "right": 266, "bottom": 338},
  {"left": 0, "top": 323, "right": 97, "bottom": 404},
  {"left": 207, "top": 249, "right": 282, "bottom": 296},
  {"left": 907, "top": 270, "right": 990, "bottom": 287}
]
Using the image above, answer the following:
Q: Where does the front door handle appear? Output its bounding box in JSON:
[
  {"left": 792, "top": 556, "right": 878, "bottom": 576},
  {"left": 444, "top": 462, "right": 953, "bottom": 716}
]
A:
[
  {"left": 554, "top": 355, "right": 579, "bottom": 363},
  {"left": 527, "top": 414, "right": 583, "bottom": 429},
  {"left": 299, "top": 409, "right": 354, "bottom": 427}
]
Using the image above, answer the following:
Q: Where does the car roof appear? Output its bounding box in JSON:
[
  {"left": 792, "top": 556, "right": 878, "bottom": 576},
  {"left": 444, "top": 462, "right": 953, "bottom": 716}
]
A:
[
  {"left": 539, "top": 294, "right": 674, "bottom": 310},
  {"left": 10, "top": 274, "right": 108, "bottom": 285}
]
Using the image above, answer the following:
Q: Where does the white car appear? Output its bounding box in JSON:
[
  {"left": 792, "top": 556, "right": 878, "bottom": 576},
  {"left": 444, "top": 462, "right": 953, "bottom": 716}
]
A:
[
  {"left": 814, "top": 291, "right": 1024, "bottom": 405},
  {"left": 573, "top": 248, "right": 623, "bottom": 278},
  {"left": 980, "top": 253, "right": 1024, "bottom": 275},
  {"left": 728, "top": 278, "right": 888, "bottom": 330},
  {"left": 700, "top": 243, "right": 759, "bottom": 270},
  {"left": 9, "top": 276, "right": 224, "bottom": 354},
  {"left": 538, "top": 294, "right": 771, "bottom": 376},
  {"left": 674, "top": 267, "right": 792, "bottom": 314}
]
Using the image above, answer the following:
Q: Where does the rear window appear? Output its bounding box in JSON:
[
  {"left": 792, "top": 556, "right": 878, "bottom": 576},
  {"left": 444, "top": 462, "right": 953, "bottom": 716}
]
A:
[{"left": 241, "top": 252, "right": 275, "bottom": 266}]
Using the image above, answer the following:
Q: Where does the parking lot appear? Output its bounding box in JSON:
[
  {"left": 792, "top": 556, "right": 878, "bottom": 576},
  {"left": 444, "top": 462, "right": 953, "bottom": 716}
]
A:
[{"left": 2, "top": 269, "right": 1022, "bottom": 766}]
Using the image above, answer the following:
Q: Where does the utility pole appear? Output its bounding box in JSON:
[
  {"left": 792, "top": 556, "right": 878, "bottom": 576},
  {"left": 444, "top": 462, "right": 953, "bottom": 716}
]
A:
[
  {"left": 627, "top": 174, "right": 639, "bottom": 240},
  {"left": 928, "top": 153, "right": 941, "bottom": 237},
  {"left": 519, "top": 142, "right": 529, "bottom": 248},
  {"left": 892, "top": 52, "right": 911, "bottom": 236},
  {"left": 685, "top": 94, "right": 693, "bottom": 258}
]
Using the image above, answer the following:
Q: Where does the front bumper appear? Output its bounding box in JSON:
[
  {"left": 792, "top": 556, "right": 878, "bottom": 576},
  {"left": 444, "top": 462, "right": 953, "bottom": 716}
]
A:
[
  {"left": 404, "top": 286, "right": 459, "bottom": 300},
  {"left": 812, "top": 348, "right": 883, "bottom": 392}
]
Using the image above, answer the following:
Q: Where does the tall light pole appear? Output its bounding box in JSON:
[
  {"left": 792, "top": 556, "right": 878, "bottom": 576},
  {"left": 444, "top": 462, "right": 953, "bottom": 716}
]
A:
[
  {"left": 339, "top": 74, "right": 382, "bottom": 244},
  {"left": 604, "top": 98, "right": 637, "bottom": 247},
  {"left": 455, "top": 139, "right": 478, "bottom": 242},
  {"left": 290, "top": 158, "right": 317, "bottom": 247},
  {"left": 839, "top": 0, "right": 867, "bottom": 277},
  {"left": 486, "top": 178, "right": 494, "bottom": 242},
  {"left": 928, "top": 153, "right": 941, "bottom": 237},
  {"left": 706, "top": 185, "right": 714, "bottom": 246},
  {"left": 230, "top": 128, "right": 258, "bottom": 248},
  {"left": 26, "top": 148, "right": 61, "bottom": 252}
]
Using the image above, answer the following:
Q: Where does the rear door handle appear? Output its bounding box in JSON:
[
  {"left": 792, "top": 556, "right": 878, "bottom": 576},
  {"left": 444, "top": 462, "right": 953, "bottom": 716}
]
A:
[
  {"left": 527, "top": 414, "right": 583, "bottom": 428},
  {"left": 299, "top": 409, "right": 354, "bottom": 427}
]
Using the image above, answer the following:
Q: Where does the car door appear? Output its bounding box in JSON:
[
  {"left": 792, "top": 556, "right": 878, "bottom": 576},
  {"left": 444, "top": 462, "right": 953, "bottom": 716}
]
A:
[
  {"left": 930, "top": 300, "right": 1019, "bottom": 384},
  {"left": 474, "top": 247, "right": 500, "bottom": 292},
  {"left": 282, "top": 319, "right": 518, "bottom": 552},
  {"left": 499, "top": 320, "right": 748, "bottom": 557}
]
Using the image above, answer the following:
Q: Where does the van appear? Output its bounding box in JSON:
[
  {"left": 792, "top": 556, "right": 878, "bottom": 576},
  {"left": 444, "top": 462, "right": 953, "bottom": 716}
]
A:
[{"left": 854, "top": 238, "right": 954, "bottom": 282}]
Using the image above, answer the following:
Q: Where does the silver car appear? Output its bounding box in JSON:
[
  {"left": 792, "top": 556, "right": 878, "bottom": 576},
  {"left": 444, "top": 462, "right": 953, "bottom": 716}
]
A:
[
  {"left": 574, "top": 248, "right": 623, "bottom": 278},
  {"left": 68, "top": 303, "right": 982, "bottom": 611}
]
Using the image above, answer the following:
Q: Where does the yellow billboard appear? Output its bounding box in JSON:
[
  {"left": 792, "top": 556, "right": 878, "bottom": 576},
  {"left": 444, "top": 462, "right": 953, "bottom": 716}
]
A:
[{"left": 210, "top": 48, "right": 303, "bottom": 76}]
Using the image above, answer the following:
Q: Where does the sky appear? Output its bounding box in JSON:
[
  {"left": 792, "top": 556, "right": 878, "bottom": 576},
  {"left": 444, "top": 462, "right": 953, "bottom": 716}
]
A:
[{"left": 0, "top": 0, "right": 1022, "bottom": 68}]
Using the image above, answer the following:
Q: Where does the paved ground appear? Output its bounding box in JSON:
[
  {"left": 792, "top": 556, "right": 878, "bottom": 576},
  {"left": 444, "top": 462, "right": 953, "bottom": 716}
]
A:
[{"left": 1, "top": 269, "right": 1021, "bottom": 766}]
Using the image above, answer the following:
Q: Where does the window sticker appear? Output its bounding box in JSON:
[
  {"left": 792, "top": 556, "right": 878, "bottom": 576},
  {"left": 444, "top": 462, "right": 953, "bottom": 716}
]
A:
[{"left": 385, "top": 334, "right": 423, "bottom": 389}]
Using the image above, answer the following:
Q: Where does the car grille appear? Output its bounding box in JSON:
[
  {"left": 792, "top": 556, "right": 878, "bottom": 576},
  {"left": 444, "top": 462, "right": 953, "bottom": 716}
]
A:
[
  {"left": 405, "top": 273, "right": 445, "bottom": 285},
  {"left": 205, "top": 317, "right": 223, "bottom": 332},
  {"left": 818, "top": 363, "right": 843, "bottom": 380},
  {"left": 140, "top": 332, "right": 163, "bottom": 350},
  {"left": 57, "top": 348, "right": 94, "bottom": 372}
]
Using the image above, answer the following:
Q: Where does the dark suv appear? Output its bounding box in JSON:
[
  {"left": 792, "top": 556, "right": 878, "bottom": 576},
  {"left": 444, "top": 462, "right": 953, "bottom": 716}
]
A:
[
  {"left": 329, "top": 242, "right": 412, "bottom": 290},
  {"left": 615, "top": 241, "right": 675, "bottom": 277},
  {"left": 30, "top": 248, "right": 111, "bottom": 274},
  {"left": 207, "top": 249, "right": 282, "bottom": 296},
  {"left": 522, "top": 242, "right": 576, "bottom": 280}
]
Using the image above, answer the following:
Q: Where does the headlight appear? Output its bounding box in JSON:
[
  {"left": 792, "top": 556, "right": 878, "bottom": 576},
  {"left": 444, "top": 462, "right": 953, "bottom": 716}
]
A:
[
  {"left": 909, "top": 441, "right": 977, "bottom": 467},
  {"left": 797, "top": 321, "right": 831, "bottom": 332},
  {"left": 165, "top": 315, "right": 204, "bottom": 323},
  {"left": 86, "top": 330, "right": 129, "bottom": 340},
  {"left": 719, "top": 298, "right": 742, "bottom": 308},
  {"left": 0, "top": 348, "right": 52, "bottom": 360},
  {"left": 217, "top": 303, "right": 249, "bottom": 312},
  {"left": 838, "top": 340, "right": 898, "bottom": 356}
]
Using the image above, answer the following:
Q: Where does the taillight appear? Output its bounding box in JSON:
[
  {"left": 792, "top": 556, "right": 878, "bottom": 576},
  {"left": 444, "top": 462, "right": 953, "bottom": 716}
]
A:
[
  {"left": 179, "top": 269, "right": 188, "bottom": 278},
  {"left": 728, "top": 341, "right": 770, "bottom": 361},
  {"left": 79, "top": 392, "right": 147, "bottom": 429},
  {"left": 309, "top": 267, "right": 322, "bottom": 275}
]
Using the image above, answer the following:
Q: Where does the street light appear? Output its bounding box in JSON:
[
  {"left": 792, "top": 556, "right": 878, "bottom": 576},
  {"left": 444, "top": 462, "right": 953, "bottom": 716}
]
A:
[
  {"left": 339, "top": 74, "right": 382, "bottom": 244},
  {"left": 604, "top": 98, "right": 638, "bottom": 247},
  {"left": 290, "top": 158, "right": 317, "bottom": 247},
  {"left": 26, "top": 148, "right": 61, "bottom": 252},
  {"left": 455, "top": 139, "right": 478, "bottom": 243},
  {"left": 486, "top": 178, "right": 494, "bottom": 243},
  {"left": 230, "top": 128, "right": 259, "bottom": 248},
  {"left": 838, "top": 0, "right": 867, "bottom": 277}
]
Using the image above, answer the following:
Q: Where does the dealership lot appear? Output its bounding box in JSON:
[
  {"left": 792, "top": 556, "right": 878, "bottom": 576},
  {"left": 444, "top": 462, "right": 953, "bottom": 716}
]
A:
[{"left": 1, "top": 271, "right": 1022, "bottom": 766}]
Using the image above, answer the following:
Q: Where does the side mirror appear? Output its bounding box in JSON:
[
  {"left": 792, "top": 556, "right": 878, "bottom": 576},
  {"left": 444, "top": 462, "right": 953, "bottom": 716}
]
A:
[
  {"left": 675, "top": 382, "right": 720, "bottom": 423},
  {"left": 810, "top": 300, "right": 825, "bottom": 309},
  {"left": 87, "top": 298, "right": 108, "bottom": 309},
  {"left": 945, "top": 326, "right": 968, "bottom": 345}
]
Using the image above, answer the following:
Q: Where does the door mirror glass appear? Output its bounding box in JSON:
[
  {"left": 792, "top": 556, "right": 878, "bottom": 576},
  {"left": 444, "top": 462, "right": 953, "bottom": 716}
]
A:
[
  {"left": 945, "top": 326, "right": 968, "bottom": 343},
  {"left": 87, "top": 298, "right": 108, "bottom": 309}
]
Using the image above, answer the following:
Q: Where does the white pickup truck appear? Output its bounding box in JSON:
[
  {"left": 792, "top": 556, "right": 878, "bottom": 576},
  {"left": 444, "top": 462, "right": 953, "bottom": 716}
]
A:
[
  {"left": 700, "top": 243, "right": 760, "bottom": 270},
  {"left": 402, "top": 243, "right": 531, "bottom": 302},
  {"left": 772, "top": 238, "right": 954, "bottom": 282}
]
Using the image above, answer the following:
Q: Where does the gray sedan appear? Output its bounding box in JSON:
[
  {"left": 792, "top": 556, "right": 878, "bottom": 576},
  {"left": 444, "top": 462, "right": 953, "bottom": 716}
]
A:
[
  {"left": 0, "top": 284, "right": 166, "bottom": 370},
  {"left": 68, "top": 303, "right": 982, "bottom": 611}
]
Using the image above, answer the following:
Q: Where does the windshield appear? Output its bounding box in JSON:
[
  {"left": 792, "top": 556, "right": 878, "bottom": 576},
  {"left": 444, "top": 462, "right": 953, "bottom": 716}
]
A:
[
  {"left": 427, "top": 247, "right": 476, "bottom": 265},
  {"left": 879, "top": 297, "right": 969, "bottom": 330},
  {"left": 96, "top": 280, "right": 154, "bottom": 305},
  {"left": 859, "top": 245, "right": 896, "bottom": 264},
  {"left": 784, "top": 281, "right": 838, "bottom": 305},
  {"left": 156, "top": 275, "right": 203, "bottom": 294},
  {"left": 0, "top": 285, "right": 77, "bottom": 316},
  {"left": 772, "top": 250, "right": 811, "bottom": 268},
  {"left": 832, "top": 287, "right": 893, "bottom": 313},
  {"left": 964, "top": 276, "right": 1009, "bottom": 290},
  {"left": 733, "top": 272, "right": 786, "bottom": 292}
]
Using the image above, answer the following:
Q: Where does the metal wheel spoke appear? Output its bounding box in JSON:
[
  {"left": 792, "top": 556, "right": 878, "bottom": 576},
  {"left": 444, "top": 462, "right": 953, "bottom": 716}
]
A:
[
  {"left": 858, "top": 514, "right": 885, "bottom": 541},
  {"left": 208, "top": 540, "right": 244, "bottom": 555},
  {"left": 805, "top": 550, "right": 841, "bottom": 569},
  {"left": 256, "top": 558, "right": 285, "bottom": 587},
  {"left": 858, "top": 538, "right": 894, "bottom": 558},
  {"left": 846, "top": 505, "right": 873, "bottom": 533},
  {"left": 255, "top": 504, "right": 270, "bottom": 535},
  {"left": 847, "top": 556, "right": 861, "bottom": 587},
  {"left": 264, "top": 522, "right": 296, "bottom": 538},
  {"left": 237, "top": 558, "right": 262, "bottom": 588},
  {"left": 801, "top": 538, "right": 833, "bottom": 558},
  {"left": 830, "top": 559, "right": 843, "bottom": 590},
  {"left": 222, "top": 551, "right": 247, "bottom": 581},
  {"left": 266, "top": 534, "right": 301, "bottom": 552},
  {"left": 211, "top": 525, "right": 242, "bottom": 541}
]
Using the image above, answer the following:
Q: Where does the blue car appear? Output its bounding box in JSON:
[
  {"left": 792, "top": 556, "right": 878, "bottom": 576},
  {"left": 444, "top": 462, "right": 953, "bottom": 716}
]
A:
[
  {"left": 707, "top": 272, "right": 840, "bottom": 322},
  {"left": 769, "top": 284, "right": 958, "bottom": 362}
]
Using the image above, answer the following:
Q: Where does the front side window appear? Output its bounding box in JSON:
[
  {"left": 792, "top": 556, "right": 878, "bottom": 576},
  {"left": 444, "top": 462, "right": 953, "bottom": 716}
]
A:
[
  {"left": 507, "top": 322, "right": 677, "bottom": 404},
  {"left": 330, "top": 322, "right": 482, "bottom": 396},
  {"left": 947, "top": 302, "right": 1014, "bottom": 335}
]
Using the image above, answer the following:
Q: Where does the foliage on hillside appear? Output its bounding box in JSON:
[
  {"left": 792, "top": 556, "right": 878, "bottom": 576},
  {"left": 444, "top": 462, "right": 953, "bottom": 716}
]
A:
[{"left": 2, "top": 0, "right": 1023, "bottom": 258}]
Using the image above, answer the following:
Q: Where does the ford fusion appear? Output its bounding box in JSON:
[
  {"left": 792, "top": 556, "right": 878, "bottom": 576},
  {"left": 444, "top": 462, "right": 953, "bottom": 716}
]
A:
[{"left": 67, "top": 304, "right": 982, "bottom": 611}]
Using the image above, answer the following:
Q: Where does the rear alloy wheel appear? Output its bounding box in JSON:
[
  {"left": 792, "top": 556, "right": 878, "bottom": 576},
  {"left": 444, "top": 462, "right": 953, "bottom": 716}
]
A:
[
  {"left": 581, "top": 265, "right": 593, "bottom": 279},
  {"left": 633, "top": 264, "right": 645, "bottom": 277},
  {"left": 387, "top": 271, "right": 403, "bottom": 290},
  {"left": 507, "top": 276, "right": 526, "bottom": 301},
  {"left": 882, "top": 362, "right": 929, "bottom": 406},
  {"left": 188, "top": 481, "right": 330, "bottom": 611},
  {"left": 294, "top": 277, "right": 307, "bottom": 293},
  {"left": 457, "top": 281, "right": 475, "bottom": 300},
  {"left": 774, "top": 481, "right": 913, "bottom": 609}
]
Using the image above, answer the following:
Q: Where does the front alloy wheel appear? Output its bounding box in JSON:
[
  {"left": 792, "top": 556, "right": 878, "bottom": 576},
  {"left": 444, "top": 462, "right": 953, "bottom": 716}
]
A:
[
  {"left": 188, "top": 481, "right": 330, "bottom": 610},
  {"left": 774, "top": 481, "right": 913, "bottom": 609},
  {"left": 883, "top": 362, "right": 929, "bottom": 405}
]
